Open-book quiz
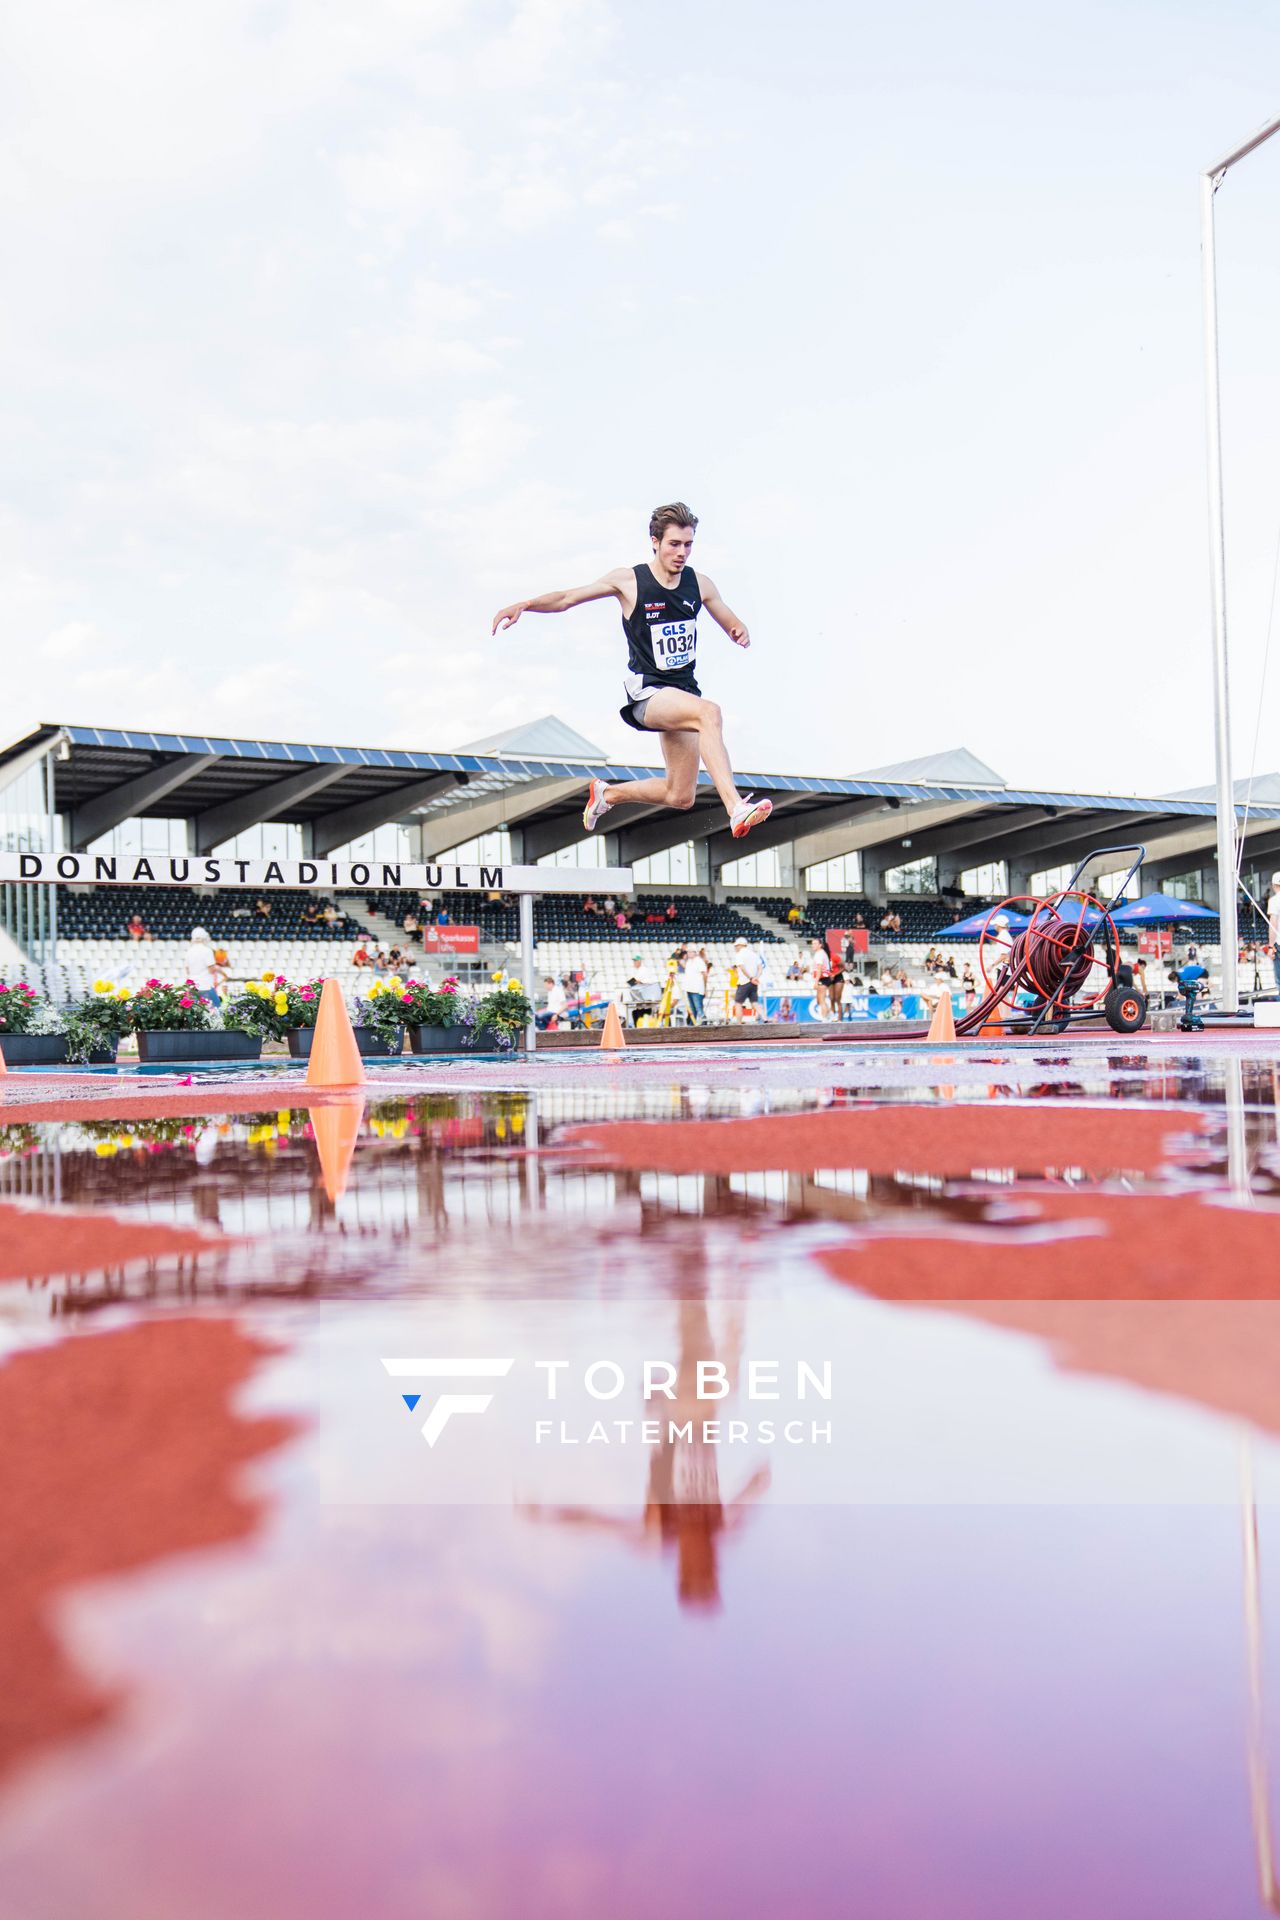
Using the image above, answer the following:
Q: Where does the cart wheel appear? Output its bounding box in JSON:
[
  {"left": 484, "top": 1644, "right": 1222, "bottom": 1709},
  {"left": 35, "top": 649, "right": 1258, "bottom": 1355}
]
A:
[{"left": 1104, "top": 986, "right": 1147, "bottom": 1033}]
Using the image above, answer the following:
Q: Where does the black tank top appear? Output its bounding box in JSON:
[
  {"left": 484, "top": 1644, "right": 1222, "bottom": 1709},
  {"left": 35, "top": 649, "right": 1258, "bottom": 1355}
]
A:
[{"left": 623, "top": 563, "right": 702, "bottom": 694}]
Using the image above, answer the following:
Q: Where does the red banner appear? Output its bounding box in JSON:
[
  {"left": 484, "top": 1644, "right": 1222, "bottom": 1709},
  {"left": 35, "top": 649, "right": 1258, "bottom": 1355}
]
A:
[
  {"left": 421, "top": 925, "right": 479, "bottom": 954},
  {"left": 1137, "top": 929, "right": 1172, "bottom": 957},
  {"left": 827, "top": 927, "right": 868, "bottom": 962}
]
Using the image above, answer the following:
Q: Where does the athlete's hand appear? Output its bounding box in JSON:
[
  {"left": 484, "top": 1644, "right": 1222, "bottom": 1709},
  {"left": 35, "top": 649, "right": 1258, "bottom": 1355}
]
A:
[
  {"left": 492, "top": 601, "right": 526, "bottom": 634},
  {"left": 730, "top": 623, "right": 751, "bottom": 649}
]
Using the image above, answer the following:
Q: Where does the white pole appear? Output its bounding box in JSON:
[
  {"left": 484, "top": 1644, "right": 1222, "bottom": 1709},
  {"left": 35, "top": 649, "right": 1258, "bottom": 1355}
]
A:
[
  {"left": 1202, "top": 168, "right": 1240, "bottom": 1013},
  {"left": 1200, "top": 114, "right": 1280, "bottom": 1016},
  {"left": 519, "top": 892, "right": 535, "bottom": 1053}
]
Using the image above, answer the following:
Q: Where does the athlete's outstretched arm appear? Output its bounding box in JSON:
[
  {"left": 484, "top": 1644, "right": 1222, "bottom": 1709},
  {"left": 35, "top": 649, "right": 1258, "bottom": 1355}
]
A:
[
  {"left": 492, "top": 568, "right": 630, "bottom": 635},
  {"left": 698, "top": 574, "right": 751, "bottom": 649}
]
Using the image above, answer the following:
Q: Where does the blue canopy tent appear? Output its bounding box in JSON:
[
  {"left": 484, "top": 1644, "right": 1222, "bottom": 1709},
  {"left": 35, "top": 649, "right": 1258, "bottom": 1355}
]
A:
[
  {"left": 1112, "top": 891, "right": 1214, "bottom": 924},
  {"left": 944, "top": 906, "right": 1031, "bottom": 938}
]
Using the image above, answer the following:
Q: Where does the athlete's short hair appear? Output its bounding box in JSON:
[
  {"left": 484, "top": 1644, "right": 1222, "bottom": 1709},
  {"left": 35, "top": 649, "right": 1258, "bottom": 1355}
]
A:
[{"left": 649, "top": 501, "right": 698, "bottom": 542}]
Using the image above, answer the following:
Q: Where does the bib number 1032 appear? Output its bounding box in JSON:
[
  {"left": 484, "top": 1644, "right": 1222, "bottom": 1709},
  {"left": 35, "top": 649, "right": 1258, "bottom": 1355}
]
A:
[{"left": 651, "top": 619, "right": 696, "bottom": 672}]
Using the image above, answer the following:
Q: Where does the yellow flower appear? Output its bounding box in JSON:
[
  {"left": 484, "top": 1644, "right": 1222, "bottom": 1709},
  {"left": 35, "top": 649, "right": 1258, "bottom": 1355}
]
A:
[
  {"left": 507, "top": 979, "right": 522, "bottom": 994},
  {"left": 491, "top": 970, "right": 503, "bottom": 983},
  {"left": 116, "top": 987, "right": 130, "bottom": 999},
  {"left": 94, "top": 1140, "right": 117, "bottom": 1157},
  {"left": 276, "top": 1110, "right": 291, "bottom": 1131},
  {"left": 93, "top": 978, "right": 110, "bottom": 994},
  {"left": 261, "top": 969, "right": 275, "bottom": 982},
  {"left": 273, "top": 992, "right": 288, "bottom": 1014}
]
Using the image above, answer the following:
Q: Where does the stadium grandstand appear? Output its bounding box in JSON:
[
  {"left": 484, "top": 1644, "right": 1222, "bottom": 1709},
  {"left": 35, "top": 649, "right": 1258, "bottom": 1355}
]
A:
[{"left": 4, "top": 716, "right": 1280, "bottom": 1023}]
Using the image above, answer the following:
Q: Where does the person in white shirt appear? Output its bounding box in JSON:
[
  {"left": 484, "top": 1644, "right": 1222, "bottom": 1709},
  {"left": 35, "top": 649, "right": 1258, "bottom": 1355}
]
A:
[
  {"left": 624, "top": 952, "right": 658, "bottom": 1024},
  {"left": 806, "top": 937, "right": 831, "bottom": 1018},
  {"left": 1268, "top": 873, "right": 1280, "bottom": 994},
  {"left": 537, "top": 976, "right": 567, "bottom": 1030},
  {"left": 732, "top": 937, "right": 763, "bottom": 1020},
  {"left": 682, "top": 947, "right": 709, "bottom": 1023},
  {"left": 184, "top": 926, "right": 223, "bottom": 1006}
]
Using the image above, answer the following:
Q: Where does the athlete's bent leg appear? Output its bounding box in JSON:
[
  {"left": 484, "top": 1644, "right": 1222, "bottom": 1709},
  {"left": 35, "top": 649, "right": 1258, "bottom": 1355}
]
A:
[{"left": 591, "top": 725, "right": 701, "bottom": 813}]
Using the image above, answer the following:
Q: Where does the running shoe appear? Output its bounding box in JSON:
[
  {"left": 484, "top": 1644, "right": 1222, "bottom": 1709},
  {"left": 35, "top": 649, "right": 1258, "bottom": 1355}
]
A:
[
  {"left": 582, "top": 778, "right": 612, "bottom": 833},
  {"left": 729, "top": 794, "right": 773, "bottom": 839}
]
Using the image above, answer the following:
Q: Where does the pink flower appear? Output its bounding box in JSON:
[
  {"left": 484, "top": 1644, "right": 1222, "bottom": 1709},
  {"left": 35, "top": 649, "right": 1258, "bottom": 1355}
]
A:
[
  {"left": 179, "top": 996, "right": 194, "bottom": 1008},
  {"left": 0, "top": 985, "right": 8, "bottom": 995},
  {"left": 146, "top": 978, "right": 160, "bottom": 988},
  {"left": 300, "top": 991, "right": 314, "bottom": 1001},
  {"left": 276, "top": 975, "right": 286, "bottom": 984},
  {"left": 401, "top": 993, "right": 413, "bottom": 1004},
  {"left": 184, "top": 978, "right": 194, "bottom": 986}
]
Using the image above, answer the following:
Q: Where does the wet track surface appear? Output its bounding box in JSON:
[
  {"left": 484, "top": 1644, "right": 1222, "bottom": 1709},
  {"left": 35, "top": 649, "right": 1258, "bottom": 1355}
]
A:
[{"left": 4, "top": 1040, "right": 1280, "bottom": 1918}]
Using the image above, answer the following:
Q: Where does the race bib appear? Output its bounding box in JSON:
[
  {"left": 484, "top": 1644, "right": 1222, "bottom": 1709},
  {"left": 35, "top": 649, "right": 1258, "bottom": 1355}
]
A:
[{"left": 649, "top": 618, "right": 697, "bottom": 673}]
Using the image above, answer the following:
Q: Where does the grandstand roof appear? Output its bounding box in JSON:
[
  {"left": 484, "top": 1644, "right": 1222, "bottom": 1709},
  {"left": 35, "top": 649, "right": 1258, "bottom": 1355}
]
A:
[{"left": 6, "top": 721, "right": 1280, "bottom": 878}]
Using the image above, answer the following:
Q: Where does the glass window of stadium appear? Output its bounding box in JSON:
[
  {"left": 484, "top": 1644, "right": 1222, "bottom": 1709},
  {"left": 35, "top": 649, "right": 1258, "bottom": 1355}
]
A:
[
  {"left": 0, "top": 749, "right": 62, "bottom": 967},
  {"left": 806, "top": 854, "right": 862, "bottom": 893},
  {"left": 883, "top": 857, "right": 937, "bottom": 894},
  {"left": 634, "top": 843, "right": 702, "bottom": 885},
  {"left": 1095, "top": 867, "right": 1140, "bottom": 901},
  {"left": 1165, "top": 871, "right": 1205, "bottom": 901},
  {"left": 719, "top": 849, "right": 781, "bottom": 886},
  {"left": 1030, "top": 864, "right": 1073, "bottom": 895},
  {"left": 959, "top": 862, "right": 1007, "bottom": 897}
]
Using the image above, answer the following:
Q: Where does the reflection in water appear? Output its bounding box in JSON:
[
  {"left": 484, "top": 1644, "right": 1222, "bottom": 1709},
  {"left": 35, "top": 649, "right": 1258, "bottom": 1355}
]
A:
[
  {"left": 527, "top": 1300, "right": 770, "bottom": 1612},
  {"left": 0, "top": 1317, "right": 296, "bottom": 1789}
]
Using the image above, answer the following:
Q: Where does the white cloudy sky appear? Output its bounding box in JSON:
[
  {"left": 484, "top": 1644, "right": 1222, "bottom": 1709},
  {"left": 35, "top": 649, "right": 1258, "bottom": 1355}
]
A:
[{"left": 4, "top": 0, "right": 1280, "bottom": 796}]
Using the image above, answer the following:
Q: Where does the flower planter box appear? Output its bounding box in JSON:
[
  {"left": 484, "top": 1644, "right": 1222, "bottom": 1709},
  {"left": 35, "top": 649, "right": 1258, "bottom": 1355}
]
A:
[
  {"left": 134, "top": 1030, "right": 263, "bottom": 1063},
  {"left": 287, "top": 1025, "right": 402, "bottom": 1059},
  {"left": 0, "top": 1033, "right": 118, "bottom": 1066},
  {"left": 407, "top": 1025, "right": 527, "bottom": 1055}
]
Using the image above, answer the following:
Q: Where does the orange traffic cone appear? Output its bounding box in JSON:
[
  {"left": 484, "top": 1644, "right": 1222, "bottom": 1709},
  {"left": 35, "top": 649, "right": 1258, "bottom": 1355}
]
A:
[
  {"left": 599, "top": 1001, "right": 626, "bottom": 1051},
  {"left": 927, "top": 988, "right": 956, "bottom": 1043},
  {"left": 307, "top": 978, "right": 365, "bottom": 1087},
  {"left": 978, "top": 996, "right": 1011, "bottom": 1039},
  {"left": 312, "top": 1098, "right": 364, "bottom": 1201}
]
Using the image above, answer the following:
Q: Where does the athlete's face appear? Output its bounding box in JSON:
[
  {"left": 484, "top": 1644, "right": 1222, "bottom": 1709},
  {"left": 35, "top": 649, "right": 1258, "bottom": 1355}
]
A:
[{"left": 653, "top": 524, "right": 695, "bottom": 575}]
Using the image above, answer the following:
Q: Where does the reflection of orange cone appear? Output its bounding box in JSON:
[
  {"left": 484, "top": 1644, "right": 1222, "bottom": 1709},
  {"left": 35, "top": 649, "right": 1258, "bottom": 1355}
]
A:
[
  {"left": 927, "top": 989, "right": 956, "bottom": 1043},
  {"left": 312, "top": 1098, "right": 364, "bottom": 1201},
  {"left": 600, "top": 1002, "right": 626, "bottom": 1051},
  {"left": 307, "top": 978, "right": 365, "bottom": 1087}
]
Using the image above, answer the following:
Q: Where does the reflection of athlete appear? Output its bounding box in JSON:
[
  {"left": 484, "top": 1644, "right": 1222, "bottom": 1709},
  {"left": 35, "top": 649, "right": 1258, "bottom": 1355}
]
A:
[{"left": 491, "top": 502, "right": 773, "bottom": 841}]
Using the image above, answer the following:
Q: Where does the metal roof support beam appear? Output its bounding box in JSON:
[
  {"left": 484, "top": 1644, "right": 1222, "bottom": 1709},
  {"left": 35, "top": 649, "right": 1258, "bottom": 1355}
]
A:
[
  {"left": 306, "top": 773, "right": 466, "bottom": 858},
  {"left": 68, "top": 753, "right": 221, "bottom": 851},
  {"left": 1129, "top": 811, "right": 1280, "bottom": 870},
  {"left": 617, "top": 794, "right": 817, "bottom": 868},
  {"left": 418, "top": 777, "right": 584, "bottom": 860},
  {"left": 946, "top": 810, "right": 1171, "bottom": 872},
  {"left": 193, "top": 763, "right": 353, "bottom": 854},
  {"left": 864, "top": 805, "right": 1060, "bottom": 867},
  {"left": 779, "top": 800, "right": 980, "bottom": 879}
]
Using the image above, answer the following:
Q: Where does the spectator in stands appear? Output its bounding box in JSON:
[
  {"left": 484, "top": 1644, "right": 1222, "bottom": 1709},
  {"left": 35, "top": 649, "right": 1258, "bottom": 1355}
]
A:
[
  {"left": 786, "top": 958, "right": 804, "bottom": 981},
  {"left": 321, "top": 903, "right": 338, "bottom": 926},
  {"left": 879, "top": 908, "right": 902, "bottom": 935},
  {"left": 807, "top": 938, "right": 830, "bottom": 1019},
  {"left": 126, "top": 910, "right": 152, "bottom": 942},
  {"left": 924, "top": 946, "right": 939, "bottom": 973},
  {"left": 255, "top": 895, "right": 273, "bottom": 918},
  {"left": 614, "top": 905, "right": 630, "bottom": 932},
  {"left": 852, "top": 911, "right": 866, "bottom": 929},
  {"left": 945, "top": 954, "right": 958, "bottom": 979},
  {"left": 602, "top": 894, "right": 616, "bottom": 917},
  {"left": 301, "top": 901, "right": 320, "bottom": 926},
  {"left": 683, "top": 946, "right": 709, "bottom": 1023},
  {"left": 582, "top": 895, "right": 598, "bottom": 916},
  {"left": 786, "top": 903, "right": 803, "bottom": 928},
  {"left": 436, "top": 905, "right": 451, "bottom": 926},
  {"left": 665, "top": 901, "right": 678, "bottom": 922},
  {"left": 402, "top": 910, "right": 420, "bottom": 943},
  {"left": 185, "top": 926, "right": 223, "bottom": 1007},
  {"left": 353, "top": 945, "right": 372, "bottom": 968}
]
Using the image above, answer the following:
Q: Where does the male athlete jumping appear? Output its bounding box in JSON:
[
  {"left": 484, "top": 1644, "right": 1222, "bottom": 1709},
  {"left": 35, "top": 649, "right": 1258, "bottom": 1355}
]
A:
[{"left": 491, "top": 502, "right": 772, "bottom": 840}]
